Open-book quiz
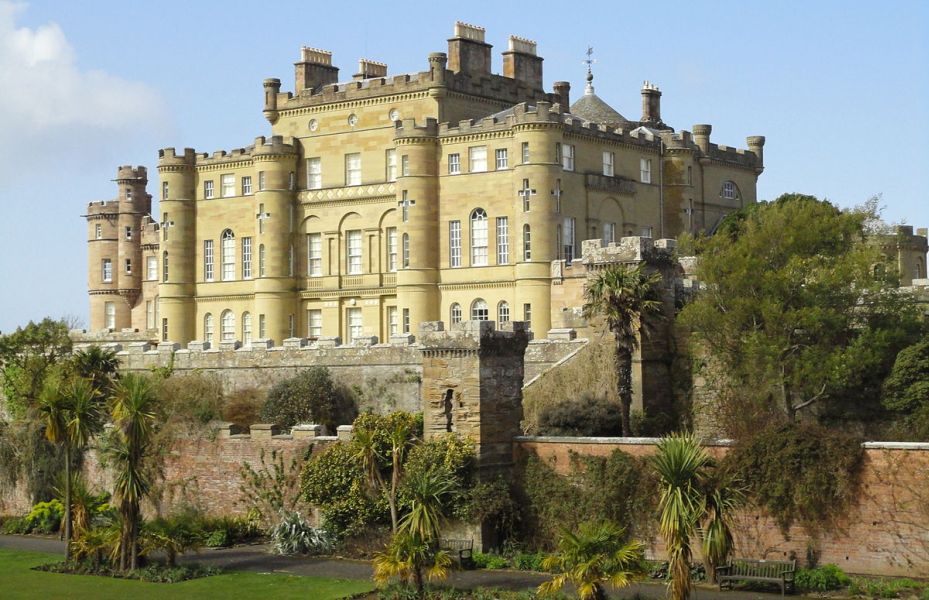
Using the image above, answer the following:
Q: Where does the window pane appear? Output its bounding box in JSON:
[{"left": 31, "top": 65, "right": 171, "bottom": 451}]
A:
[
  {"left": 471, "top": 299, "right": 488, "bottom": 321},
  {"left": 242, "top": 237, "right": 252, "bottom": 279},
  {"left": 347, "top": 230, "right": 362, "bottom": 274},
  {"left": 307, "top": 157, "right": 322, "bottom": 189},
  {"left": 470, "top": 209, "right": 488, "bottom": 266},
  {"left": 221, "top": 231, "right": 235, "bottom": 280},
  {"left": 449, "top": 221, "right": 461, "bottom": 268},
  {"left": 496, "top": 217, "right": 509, "bottom": 264},
  {"left": 307, "top": 233, "right": 322, "bottom": 276},
  {"left": 495, "top": 148, "right": 508, "bottom": 169},
  {"left": 387, "top": 228, "right": 398, "bottom": 272},
  {"left": 221, "top": 174, "right": 235, "bottom": 197},
  {"left": 345, "top": 153, "right": 361, "bottom": 186},
  {"left": 469, "top": 146, "right": 487, "bottom": 172}
]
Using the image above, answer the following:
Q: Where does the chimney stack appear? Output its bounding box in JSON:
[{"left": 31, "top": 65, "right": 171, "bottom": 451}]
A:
[
  {"left": 502, "top": 35, "right": 543, "bottom": 91},
  {"left": 447, "top": 22, "right": 492, "bottom": 77},
  {"left": 354, "top": 58, "right": 387, "bottom": 81},
  {"left": 641, "top": 81, "right": 662, "bottom": 124},
  {"left": 295, "top": 46, "right": 339, "bottom": 93},
  {"left": 553, "top": 81, "right": 571, "bottom": 113}
]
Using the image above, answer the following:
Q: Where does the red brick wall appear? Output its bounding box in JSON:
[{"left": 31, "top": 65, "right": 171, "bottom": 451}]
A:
[{"left": 515, "top": 438, "right": 929, "bottom": 577}]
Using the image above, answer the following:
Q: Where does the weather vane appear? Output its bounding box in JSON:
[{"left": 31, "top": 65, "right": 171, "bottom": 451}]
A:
[{"left": 583, "top": 46, "right": 596, "bottom": 74}]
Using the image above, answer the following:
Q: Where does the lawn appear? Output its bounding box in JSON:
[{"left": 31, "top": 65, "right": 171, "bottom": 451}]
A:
[{"left": 0, "top": 548, "right": 374, "bottom": 600}]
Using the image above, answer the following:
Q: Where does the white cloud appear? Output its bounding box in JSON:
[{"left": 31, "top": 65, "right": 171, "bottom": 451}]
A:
[{"left": 0, "top": 2, "right": 168, "bottom": 178}]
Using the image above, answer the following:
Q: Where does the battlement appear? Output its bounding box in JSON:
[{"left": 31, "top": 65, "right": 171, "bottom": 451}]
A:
[
  {"left": 84, "top": 200, "right": 120, "bottom": 214},
  {"left": 395, "top": 117, "right": 439, "bottom": 139},
  {"left": 115, "top": 165, "right": 147, "bottom": 182},
  {"left": 251, "top": 134, "right": 298, "bottom": 157},
  {"left": 418, "top": 320, "right": 531, "bottom": 352},
  {"left": 157, "top": 147, "right": 197, "bottom": 168},
  {"left": 580, "top": 236, "right": 678, "bottom": 266},
  {"left": 193, "top": 145, "right": 255, "bottom": 167}
]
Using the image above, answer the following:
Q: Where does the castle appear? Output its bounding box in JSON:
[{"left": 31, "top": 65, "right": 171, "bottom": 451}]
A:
[{"left": 85, "top": 22, "right": 767, "bottom": 345}]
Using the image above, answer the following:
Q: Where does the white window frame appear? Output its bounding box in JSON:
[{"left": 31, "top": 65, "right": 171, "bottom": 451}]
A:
[
  {"left": 125, "top": 226, "right": 132, "bottom": 240},
  {"left": 470, "top": 209, "right": 488, "bottom": 266},
  {"left": 104, "top": 302, "right": 116, "bottom": 330},
  {"left": 640, "top": 158, "right": 652, "bottom": 183},
  {"left": 469, "top": 146, "right": 487, "bottom": 173},
  {"left": 401, "top": 155, "right": 410, "bottom": 176},
  {"left": 347, "top": 307, "right": 363, "bottom": 343},
  {"left": 345, "top": 153, "right": 361, "bottom": 186},
  {"left": 221, "top": 310, "right": 235, "bottom": 342},
  {"left": 221, "top": 174, "right": 235, "bottom": 198},
  {"left": 242, "top": 312, "right": 252, "bottom": 345},
  {"left": 163, "top": 251, "right": 169, "bottom": 282},
  {"left": 387, "top": 306, "right": 398, "bottom": 336},
  {"left": 242, "top": 175, "right": 252, "bottom": 195},
  {"left": 146, "top": 301, "right": 155, "bottom": 330},
  {"left": 258, "top": 244, "right": 266, "bottom": 277},
  {"left": 386, "top": 149, "right": 397, "bottom": 182},
  {"left": 562, "top": 144, "right": 575, "bottom": 171},
  {"left": 204, "top": 313, "right": 214, "bottom": 344},
  {"left": 258, "top": 314, "right": 266, "bottom": 339},
  {"left": 308, "top": 309, "right": 322, "bottom": 338},
  {"left": 242, "top": 237, "right": 252, "bottom": 279},
  {"left": 449, "top": 220, "right": 462, "bottom": 268},
  {"left": 221, "top": 230, "right": 235, "bottom": 280},
  {"left": 258, "top": 171, "right": 266, "bottom": 191},
  {"left": 450, "top": 303, "right": 462, "bottom": 324},
  {"left": 346, "top": 230, "right": 362, "bottom": 274},
  {"left": 147, "top": 256, "right": 157, "bottom": 280},
  {"left": 495, "top": 148, "right": 508, "bottom": 170},
  {"left": 162, "top": 181, "right": 169, "bottom": 200},
  {"left": 402, "top": 234, "right": 410, "bottom": 268},
  {"left": 204, "top": 180, "right": 214, "bottom": 199},
  {"left": 496, "top": 217, "right": 509, "bottom": 264},
  {"left": 722, "top": 181, "right": 737, "bottom": 199},
  {"left": 402, "top": 308, "right": 410, "bottom": 334},
  {"left": 387, "top": 227, "right": 398, "bottom": 272},
  {"left": 307, "top": 233, "right": 322, "bottom": 277},
  {"left": 204, "top": 239, "right": 214, "bottom": 281},
  {"left": 602, "top": 223, "right": 615, "bottom": 245},
  {"left": 307, "top": 157, "right": 322, "bottom": 189},
  {"left": 523, "top": 225, "right": 531, "bottom": 260},
  {"left": 448, "top": 153, "right": 461, "bottom": 175},
  {"left": 497, "top": 301, "right": 510, "bottom": 323},
  {"left": 471, "top": 298, "right": 489, "bottom": 321},
  {"left": 603, "top": 151, "right": 614, "bottom": 177},
  {"left": 95, "top": 224, "right": 102, "bottom": 239},
  {"left": 125, "top": 258, "right": 132, "bottom": 274},
  {"left": 102, "top": 258, "right": 112, "bottom": 283},
  {"left": 564, "top": 217, "right": 576, "bottom": 263},
  {"left": 521, "top": 142, "right": 530, "bottom": 164},
  {"left": 523, "top": 303, "right": 532, "bottom": 329}
]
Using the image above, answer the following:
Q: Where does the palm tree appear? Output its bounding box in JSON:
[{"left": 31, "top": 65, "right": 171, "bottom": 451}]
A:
[
  {"left": 582, "top": 263, "right": 663, "bottom": 436},
  {"left": 701, "top": 478, "right": 744, "bottom": 584},
  {"left": 108, "top": 373, "right": 158, "bottom": 571},
  {"left": 538, "top": 521, "right": 644, "bottom": 600},
  {"left": 71, "top": 345, "right": 120, "bottom": 398},
  {"left": 353, "top": 411, "right": 418, "bottom": 532},
  {"left": 653, "top": 433, "right": 710, "bottom": 600},
  {"left": 37, "top": 374, "right": 101, "bottom": 560}
]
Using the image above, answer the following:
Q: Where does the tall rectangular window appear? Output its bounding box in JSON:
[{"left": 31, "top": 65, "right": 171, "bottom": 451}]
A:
[
  {"left": 555, "top": 142, "right": 562, "bottom": 164},
  {"left": 521, "top": 142, "right": 530, "bottom": 164},
  {"left": 221, "top": 174, "right": 235, "bottom": 197},
  {"left": 563, "top": 144, "right": 575, "bottom": 171},
  {"left": 125, "top": 258, "right": 132, "bottom": 274},
  {"left": 523, "top": 303, "right": 532, "bottom": 330},
  {"left": 402, "top": 234, "right": 410, "bottom": 268},
  {"left": 147, "top": 256, "right": 157, "bottom": 280},
  {"left": 402, "top": 308, "right": 410, "bottom": 334},
  {"left": 204, "top": 180, "right": 214, "bottom": 199},
  {"left": 162, "top": 318, "right": 168, "bottom": 341},
  {"left": 258, "top": 171, "right": 266, "bottom": 191},
  {"left": 346, "top": 230, "right": 362, "bottom": 274},
  {"left": 495, "top": 148, "right": 508, "bottom": 169},
  {"left": 347, "top": 308, "right": 363, "bottom": 343},
  {"left": 222, "top": 232, "right": 235, "bottom": 280},
  {"left": 385, "top": 149, "right": 397, "bottom": 182},
  {"left": 449, "top": 220, "right": 462, "bottom": 267},
  {"left": 307, "top": 309, "right": 322, "bottom": 338},
  {"left": 603, "top": 151, "right": 614, "bottom": 176},
  {"left": 345, "top": 153, "right": 361, "bottom": 186},
  {"left": 204, "top": 239, "right": 214, "bottom": 281},
  {"left": 242, "top": 176, "right": 252, "bottom": 195},
  {"left": 162, "top": 181, "right": 169, "bottom": 200},
  {"left": 102, "top": 259, "right": 112, "bottom": 283},
  {"left": 288, "top": 314, "right": 295, "bottom": 338},
  {"left": 258, "top": 314, "right": 266, "bottom": 339},
  {"left": 564, "top": 217, "right": 576, "bottom": 263},
  {"left": 387, "top": 306, "right": 398, "bottom": 336},
  {"left": 307, "top": 233, "right": 322, "bottom": 276},
  {"left": 104, "top": 302, "right": 116, "bottom": 330},
  {"left": 289, "top": 172, "right": 295, "bottom": 190},
  {"left": 387, "top": 227, "right": 398, "bottom": 272},
  {"left": 242, "top": 237, "right": 252, "bottom": 279},
  {"left": 125, "top": 226, "right": 132, "bottom": 240},
  {"left": 471, "top": 210, "right": 488, "bottom": 266},
  {"left": 523, "top": 225, "right": 531, "bottom": 260},
  {"left": 163, "top": 252, "right": 169, "bottom": 282},
  {"left": 401, "top": 155, "right": 410, "bottom": 176},
  {"left": 95, "top": 224, "right": 102, "bottom": 239},
  {"left": 686, "top": 165, "right": 693, "bottom": 185},
  {"left": 258, "top": 244, "right": 265, "bottom": 277},
  {"left": 496, "top": 217, "right": 509, "bottom": 264},
  {"left": 307, "top": 157, "right": 321, "bottom": 189},
  {"left": 469, "top": 146, "right": 487, "bottom": 172},
  {"left": 640, "top": 158, "right": 652, "bottom": 183},
  {"left": 146, "top": 301, "right": 154, "bottom": 330},
  {"left": 602, "top": 223, "right": 615, "bottom": 245},
  {"left": 448, "top": 153, "right": 461, "bottom": 175}
]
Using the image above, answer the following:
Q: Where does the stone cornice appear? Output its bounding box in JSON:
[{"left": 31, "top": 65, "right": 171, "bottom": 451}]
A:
[{"left": 279, "top": 91, "right": 431, "bottom": 117}]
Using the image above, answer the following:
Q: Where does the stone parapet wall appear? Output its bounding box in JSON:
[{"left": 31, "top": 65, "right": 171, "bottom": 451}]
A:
[{"left": 515, "top": 437, "right": 929, "bottom": 577}]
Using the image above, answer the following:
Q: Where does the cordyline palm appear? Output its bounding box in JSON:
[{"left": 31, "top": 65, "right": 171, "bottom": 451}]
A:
[
  {"left": 701, "top": 482, "right": 743, "bottom": 584},
  {"left": 353, "top": 412, "right": 417, "bottom": 532},
  {"left": 71, "top": 345, "right": 120, "bottom": 398},
  {"left": 583, "top": 263, "right": 663, "bottom": 437},
  {"left": 538, "top": 521, "right": 644, "bottom": 600},
  {"left": 653, "top": 434, "right": 710, "bottom": 600},
  {"left": 37, "top": 374, "right": 101, "bottom": 560},
  {"left": 108, "top": 373, "right": 158, "bottom": 571}
]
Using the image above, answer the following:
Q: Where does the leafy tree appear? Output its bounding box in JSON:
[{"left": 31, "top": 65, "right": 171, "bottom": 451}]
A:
[
  {"left": 141, "top": 515, "right": 201, "bottom": 567},
  {"left": 37, "top": 374, "right": 102, "bottom": 560},
  {"left": 260, "top": 366, "right": 357, "bottom": 430},
  {"left": 538, "top": 521, "right": 644, "bottom": 600},
  {"left": 0, "top": 318, "right": 72, "bottom": 417},
  {"left": 882, "top": 336, "right": 929, "bottom": 439},
  {"left": 583, "top": 263, "right": 663, "bottom": 437},
  {"left": 681, "top": 194, "right": 920, "bottom": 431}
]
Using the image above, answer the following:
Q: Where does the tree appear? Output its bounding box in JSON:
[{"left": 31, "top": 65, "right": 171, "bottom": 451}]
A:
[
  {"left": 0, "top": 318, "right": 72, "bottom": 417},
  {"left": 882, "top": 336, "right": 929, "bottom": 439},
  {"left": 681, "top": 194, "right": 920, "bottom": 431},
  {"left": 108, "top": 373, "right": 159, "bottom": 571},
  {"left": 538, "top": 521, "right": 644, "bottom": 600},
  {"left": 259, "top": 366, "right": 356, "bottom": 430},
  {"left": 37, "top": 374, "right": 102, "bottom": 560},
  {"left": 583, "top": 263, "right": 663, "bottom": 437},
  {"left": 70, "top": 345, "right": 120, "bottom": 398}
]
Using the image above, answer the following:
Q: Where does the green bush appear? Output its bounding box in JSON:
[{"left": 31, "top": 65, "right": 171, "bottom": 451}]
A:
[
  {"left": 510, "top": 551, "right": 544, "bottom": 571},
  {"left": 24, "top": 499, "right": 64, "bottom": 534},
  {"left": 269, "top": 510, "right": 333, "bottom": 555},
  {"left": 795, "top": 564, "right": 851, "bottom": 592},
  {"left": 850, "top": 577, "right": 928, "bottom": 599},
  {"left": 222, "top": 386, "right": 265, "bottom": 429},
  {"left": 535, "top": 392, "right": 621, "bottom": 437},
  {"left": 196, "top": 515, "right": 261, "bottom": 547},
  {"left": 260, "top": 366, "right": 357, "bottom": 430},
  {"left": 156, "top": 371, "right": 225, "bottom": 428},
  {"left": 472, "top": 552, "right": 509, "bottom": 570},
  {"left": 1, "top": 516, "right": 29, "bottom": 534}
]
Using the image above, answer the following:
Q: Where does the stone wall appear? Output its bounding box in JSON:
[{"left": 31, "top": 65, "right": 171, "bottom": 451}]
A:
[{"left": 515, "top": 437, "right": 929, "bottom": 577}]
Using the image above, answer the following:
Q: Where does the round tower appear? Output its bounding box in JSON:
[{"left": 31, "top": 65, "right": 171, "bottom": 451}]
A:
[
  {"left": 252, "top": 136, "right": 298, "bottom": 344},
  {"left": 157, "top": 148, "right": 198, "bottom": 343},
  {"left": 395, "top": 119, "right": 440, "bottom": 335}
]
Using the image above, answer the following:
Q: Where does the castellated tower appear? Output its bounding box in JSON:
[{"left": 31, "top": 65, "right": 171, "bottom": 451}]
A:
[{"left": 85, "top": 166, "right": 150, "bottom": 332}]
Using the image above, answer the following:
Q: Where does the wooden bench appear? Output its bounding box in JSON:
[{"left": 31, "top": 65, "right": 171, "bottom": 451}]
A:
[
  {"left": 439, "top": 538, "right": 473, "bottom": 568},
  {"left": 716, "top": 558, "right": 796, "bottom": 596}
]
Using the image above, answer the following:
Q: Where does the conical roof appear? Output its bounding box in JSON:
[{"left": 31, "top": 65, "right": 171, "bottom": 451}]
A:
[{"left": 569, "top": 71, "right": 630, "bottom": 128}]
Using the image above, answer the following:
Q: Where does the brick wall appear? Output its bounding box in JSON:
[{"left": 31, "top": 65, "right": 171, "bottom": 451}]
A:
[{"left": 515, "top": 437, "right": 929, "bottom": 577}]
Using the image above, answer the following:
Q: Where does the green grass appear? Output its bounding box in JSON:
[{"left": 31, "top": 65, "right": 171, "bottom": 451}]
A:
[{"left": 0, "top": 548, "right": 374, "bottom": 600}]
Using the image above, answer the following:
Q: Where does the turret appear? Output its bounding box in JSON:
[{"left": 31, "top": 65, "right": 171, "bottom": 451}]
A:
[
  {"left": 693, "top": 124, "right": 712, "bottom": 154},
  {"left": 747, "top": 135, "right": 766, "bottom": 172},
  {"left": 428, "top": 52, "right": 448, "bottom": 86},
  {"left": 263, "top": 78, "right": 281, "bottom": 124}
]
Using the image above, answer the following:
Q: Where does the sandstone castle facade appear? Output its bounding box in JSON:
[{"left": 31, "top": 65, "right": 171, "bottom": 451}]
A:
[{"left": 86, "top": 22, "right": 767, "bottom": 345}]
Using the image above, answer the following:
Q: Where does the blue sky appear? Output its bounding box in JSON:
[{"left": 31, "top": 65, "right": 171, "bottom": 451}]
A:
[{"left": 0, "top": 0, "right": 926, "bottom": 332}]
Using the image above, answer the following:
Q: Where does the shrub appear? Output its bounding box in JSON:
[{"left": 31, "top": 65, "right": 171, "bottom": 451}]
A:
[
  {"left": 460, "top": 477, "right": 519, "bottom": 544},
  {"left": 2, "top": 516, "right": 29, "bottom": 534},
  {"left": 722, "top": 422, "right": 864, "bottom": 533},
  {"left": 222, "top": 387, "right": 265, "bottom": 429},
  {"left": 269, "top": 510, "right": 333, "bottom": 555},
  {"left": 24, "top": 499, "right": 64, "bottom": 534},
  {"left": 472, "top": 552, "right": 509, "bottom": 570},
  {"left": 197, "top": 514, "right": 261, "bottom": 547},
  {"left": 795, "top": 564, "right": 852, "bottom": 592},
  {"left": 511, "top": 551, "right": 544, "bottom": 571},
  {"left": 238, "top": 447, "right": 306, "bottom": 527},
  {"left": 260, "top": 366, "right": 357, "bottom": 430},
  {"left": 535, "top": 392, "right": 621, "bottom": 437},
  {"left": 156, "top": 371, "right": 225, "bottom": 431},
  {"left": 850, "top": 578, "right": 928, "bottom": 599}
]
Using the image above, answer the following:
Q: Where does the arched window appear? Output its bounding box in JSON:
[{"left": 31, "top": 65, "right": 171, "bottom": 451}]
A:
[
  {"left": 471, "top": 298, "right": 489, "bottom": 321},
  {"left": 221, "top": 310, "right": 235, "bottom": 342},
  {"left": 162, "top": 251, "right": 169, "bottom": 282},
  {"left": 497, "top": 301, "right": 510, "bottom": 323},
  {"left": 221, "top": 230, "right": 235, "bottom": 280},
  {"left": 242, "top": 312, "right": 252, "bottom": 346},
  {"left": 450, "top": 303, "right": 462, "bottom": 324},
  {"left": 522, "top": 225, "right": 531, "bottom": 260},
  {"left": 258, "top": 244, "right": 266, "bottom": 277},
  {"left": 204, "top": 313, "right": 214, "bottom": 344},
  {"left": 402, "top": 233, "right": 410, "bottom": 268},
  {"left": 721, "top": 181, "right": 739, "bottom": 200},
  {"left": 470, "top": 208, "right": 488, "bottom": 266}
]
